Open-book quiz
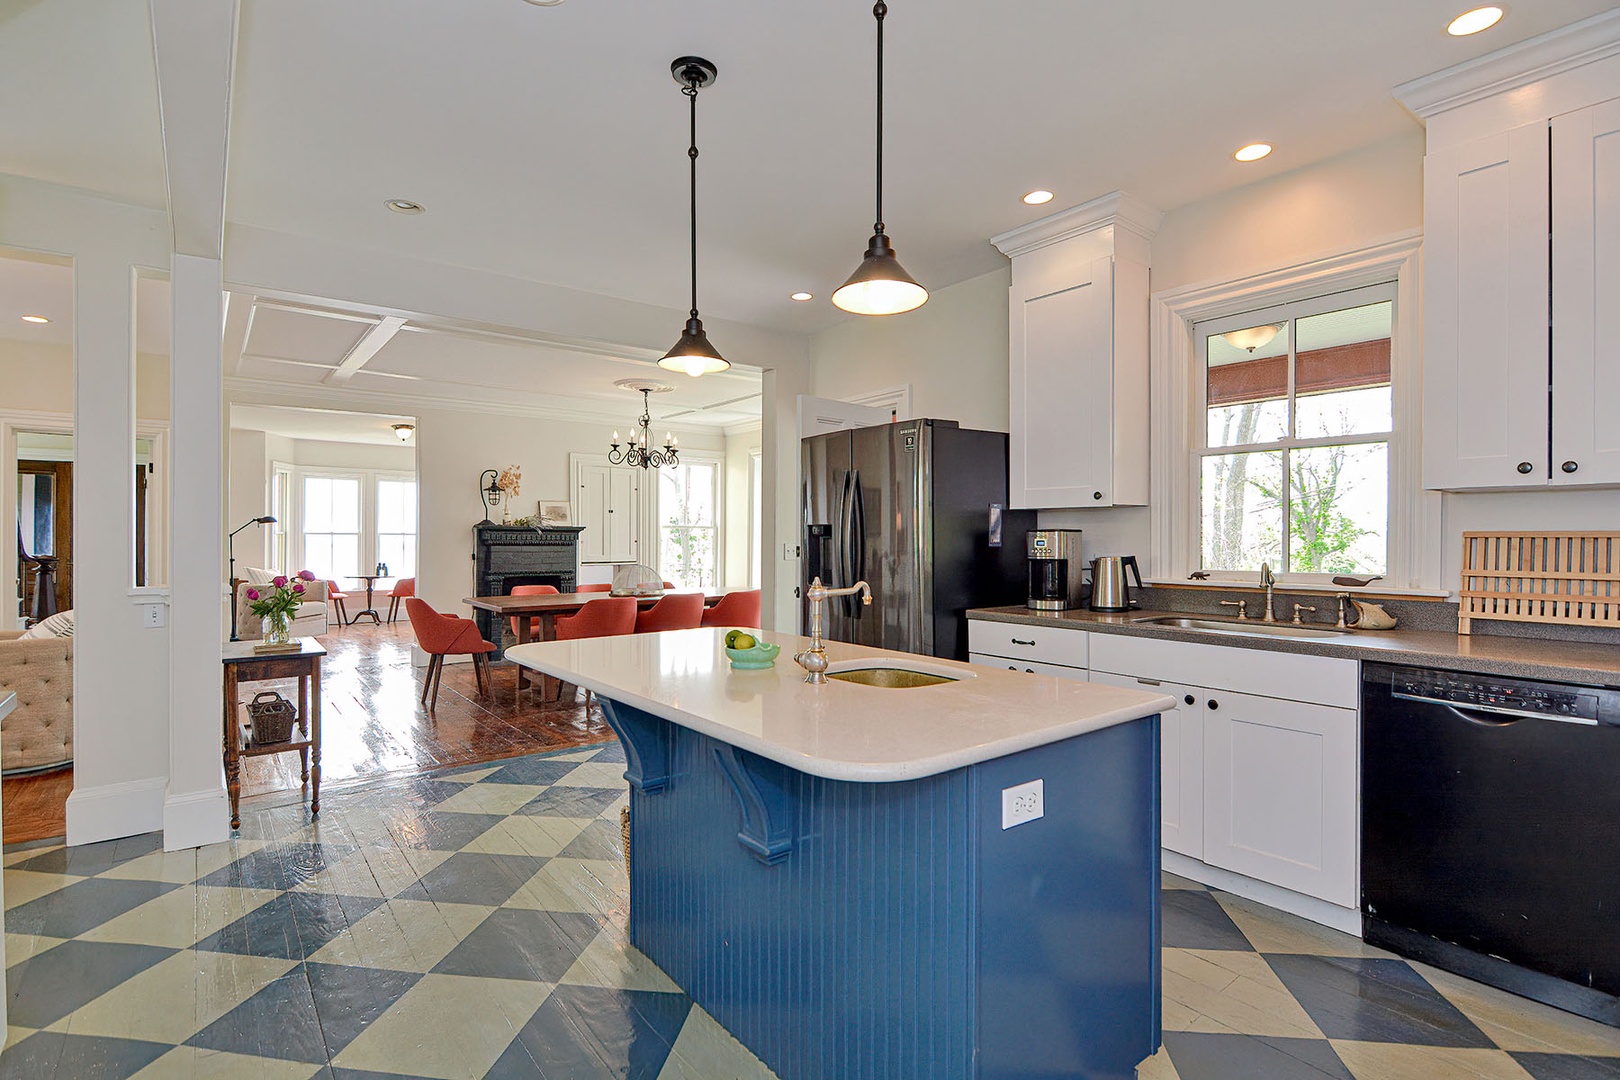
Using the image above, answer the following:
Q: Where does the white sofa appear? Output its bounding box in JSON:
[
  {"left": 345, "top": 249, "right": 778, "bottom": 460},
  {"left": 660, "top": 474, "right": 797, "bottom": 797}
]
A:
[{"left": 236, "top": 568, "right": 331, "bottom": 639}]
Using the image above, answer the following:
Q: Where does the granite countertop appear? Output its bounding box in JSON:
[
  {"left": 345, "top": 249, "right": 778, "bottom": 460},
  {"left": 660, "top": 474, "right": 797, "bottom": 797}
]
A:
[
  {"left": 969, "top": 606, "right": 1620, "bottom": 687},
  {"left": 506, "top": 627, "right": 1174, "bottom": 783}
]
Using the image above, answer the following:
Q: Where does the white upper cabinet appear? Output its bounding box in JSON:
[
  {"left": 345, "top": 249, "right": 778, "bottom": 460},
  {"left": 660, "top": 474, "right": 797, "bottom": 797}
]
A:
[
  {"left": 1400, "top": 15, "right": 1620, "bottom": 490},
  {"left": 1552, "top": 97, "right": 1620, "bottom": 486},
  {"left": 992, "top": 193, "right": 1160, "bottom": 510},
  {"left": 572, "top": 457, "right": 639, "bottom": 564},
  {"left": 1421, "top": 122, "right": 1550, "bottom": 490}
]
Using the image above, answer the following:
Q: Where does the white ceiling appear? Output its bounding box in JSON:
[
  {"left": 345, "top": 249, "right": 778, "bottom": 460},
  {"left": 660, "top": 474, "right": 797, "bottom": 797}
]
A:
[
  {"left": 5, "top": 0, "right": 1613, "bottom": 340},
  {"left": 227, "top": 293, "right": 763, "bottom": 430},
  {"left": 0, "top": 255, "right": 171, "bottom": 353},
  {"left": 230, "top": 403, "right": 416, "bottom": 446}
]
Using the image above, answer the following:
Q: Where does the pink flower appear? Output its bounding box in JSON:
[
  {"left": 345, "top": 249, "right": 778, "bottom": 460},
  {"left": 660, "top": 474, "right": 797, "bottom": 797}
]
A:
[
  {"left": 272, "top": 575, "right": 288, "bottom": 588},
  {"left": 292, "top": 582, "right": 306, "bottom": 594},
  {"left": 297, "top": 569, "right": 316, "bottom": 581},
  {"left": 246, "top": 588, "right": 260, "bottom": 601}
]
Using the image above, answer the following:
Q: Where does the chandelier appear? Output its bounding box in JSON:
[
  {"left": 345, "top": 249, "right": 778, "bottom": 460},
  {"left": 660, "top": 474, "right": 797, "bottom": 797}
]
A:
[{"left": 608, "top": 381, "right": 679, "bottom": 470}]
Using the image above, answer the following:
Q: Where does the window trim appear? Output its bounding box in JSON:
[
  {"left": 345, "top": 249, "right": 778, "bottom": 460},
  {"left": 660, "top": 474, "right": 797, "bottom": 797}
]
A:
[
  {"left": 1148, "top": 231, "right": 1440, "bottom": 591},
  {"left": 653, "top": 451, "right": 725, "bottom": 590}
]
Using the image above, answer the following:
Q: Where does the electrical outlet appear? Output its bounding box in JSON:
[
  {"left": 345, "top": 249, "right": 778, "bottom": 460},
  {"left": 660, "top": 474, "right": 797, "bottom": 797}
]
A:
[
  {"left": 781, "top": 543, "right": 800, "bottom": 560},
  {"left": 141, "top": 603, "right": 166, "bottom": 629},
  {"left": 1001, "top": 778, "right": 1044, "bottom": 829}
]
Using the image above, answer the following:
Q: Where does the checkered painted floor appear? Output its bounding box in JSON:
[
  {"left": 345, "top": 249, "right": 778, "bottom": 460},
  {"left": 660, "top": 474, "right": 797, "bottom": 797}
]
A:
[{"left": 4, "top": 744, "right": 1618, "bottom": 1079}]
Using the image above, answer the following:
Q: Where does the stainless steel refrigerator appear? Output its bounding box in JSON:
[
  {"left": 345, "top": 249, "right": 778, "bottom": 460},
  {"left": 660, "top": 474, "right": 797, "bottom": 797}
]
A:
[{"left": 801, "top": 419, "right": 1035, "bottom": 660}]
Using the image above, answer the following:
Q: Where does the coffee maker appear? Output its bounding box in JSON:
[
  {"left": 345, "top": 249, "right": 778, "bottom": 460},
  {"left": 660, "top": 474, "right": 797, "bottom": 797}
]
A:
[{"left": 1026, "top": 530, "right": 1084, "bottom": 610}]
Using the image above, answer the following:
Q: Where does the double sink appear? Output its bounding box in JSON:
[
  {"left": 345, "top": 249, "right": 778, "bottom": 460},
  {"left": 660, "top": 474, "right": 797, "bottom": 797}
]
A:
[{"left": 1130, "top": 614, "right": 1347, "bottom": 641}]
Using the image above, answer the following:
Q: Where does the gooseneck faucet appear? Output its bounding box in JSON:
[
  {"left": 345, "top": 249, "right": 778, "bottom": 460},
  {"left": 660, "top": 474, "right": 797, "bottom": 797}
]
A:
[
  {"left": 1259, "top": 562, "right": 1278, "bottom": 623},
  {"left": 795, "top": 576, "right": 872, "bottom": 684}
]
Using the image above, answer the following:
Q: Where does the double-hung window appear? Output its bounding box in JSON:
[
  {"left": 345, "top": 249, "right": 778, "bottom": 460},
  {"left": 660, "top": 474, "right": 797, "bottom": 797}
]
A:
[
  {"left": 658, "top": 459, "right": 720, "bottom": 590},
  {"left": 301, "top": 475, "right": 362, "bottom": 582},
  {"left": 1193, "top": 283, "right": 1395, "bottom": 581},
  {"left": 375, "top": 477, "right": 418, "bottom": 577}
]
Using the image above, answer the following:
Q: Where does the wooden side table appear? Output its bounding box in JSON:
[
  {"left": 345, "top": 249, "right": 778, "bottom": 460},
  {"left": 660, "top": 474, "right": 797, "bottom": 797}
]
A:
[{"left": 222, "top": 638, "right": 325, "bottom": 829}]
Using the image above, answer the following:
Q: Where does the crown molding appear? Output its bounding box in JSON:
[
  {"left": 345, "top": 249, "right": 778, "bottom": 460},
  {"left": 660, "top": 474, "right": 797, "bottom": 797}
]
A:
[
  {"left": 1394, "top": 8, "right": 1620, "bottom": 119},
  {"left": 990, "top": 191, "right": 1165, "bottom": 259}
]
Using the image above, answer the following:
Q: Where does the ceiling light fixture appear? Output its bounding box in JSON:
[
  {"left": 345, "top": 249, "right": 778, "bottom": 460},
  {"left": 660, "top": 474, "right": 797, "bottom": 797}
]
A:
[
  {"left": 832, "top": 2, "right": 928, "bottom": 316},
  {"left": 385, "top": 199, "right": 425, "bottom": 214},
  {"left": 609, "top": 380, "right": 679, "bottom": 470},
  {"left": 1234, "top": 143, "right": 1273, "bottom": 162},
  {"left": 657, "top": 57, "right": 730, "bottom": 378},
  {"left": 1222, "top": 325, "right": 1282, "bottom": 353},
  {"left": 522, "top": 0, "right": 565, "bottom": 6},
  {"left": 1023, "top": 190, "right": 1055, "bottom": 206},
  {"left": 20, "top": 314, "right": 50, "bottom": 324},
  {"left": 392, "top": 423, "right": 415, "bottom": 442},
  {"left": 791, "top": 292, "right": 814, "bottom": 302},
  {"left": 1447, "top": 6, "right": 1504, "bottom": 35}
]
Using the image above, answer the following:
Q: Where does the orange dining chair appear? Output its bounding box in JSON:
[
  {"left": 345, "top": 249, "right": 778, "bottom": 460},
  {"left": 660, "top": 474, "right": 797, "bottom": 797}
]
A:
[
  {"left": 406, "top": 597, "right": 497, "bottom": 714},
  {"left": 385, "top": 577, "right": 416, "bottom": 623},
  {"left": 575, "top": 584, "right": 611, "bottom": 593},
  {"left": 701, "top": 589, "right": 761, "bottom": 629},
  {"left": 508, "top": 584, "right": 559, "bottom": 640},
  {"left": 328, "top": 587, "right": 351, "bottom": 625},
  {"left": 552, "top": 597, "right": 638, "bottom": 703},
  {"left": 634, "top": 591, "right": 705, "bottom": 634}
]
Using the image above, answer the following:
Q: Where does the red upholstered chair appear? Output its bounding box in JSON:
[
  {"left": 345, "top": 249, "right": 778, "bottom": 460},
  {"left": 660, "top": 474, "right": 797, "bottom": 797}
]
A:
[
  {"left": 634, "top": 592, "right": 705, "bottom": 634},
  {"left": 701, "top": 589, "right": 761, "bottom": 630},
  {"left": 508, "top": 584, "right": 559, "bottom": 639},
  {"left": 386, "top": 577, "right": 416, "bottom": 624},
  {"left": 328, "top": 588, "right": 351, "bottom": 625},
  {"left": 405, "top": 597, "right": 497, "bottom": 713},
  {"left": 552, "top": 597, "right": 638, "bottom": 703},
  {"left": 575, "top": 584, "right": 611, "bottom": 593}
]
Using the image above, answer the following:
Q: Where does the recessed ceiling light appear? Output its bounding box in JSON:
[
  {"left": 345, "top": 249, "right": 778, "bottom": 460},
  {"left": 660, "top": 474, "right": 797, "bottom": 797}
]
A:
[
  {"left": 385, "top": 199, "right": 425, "bottom": 214},
  {"left": 20, "top": 314, "right": 50, "bottom": 324},
  {"left": 1022, "top": 190, "right": 1055, "bottom": 206},
  {"left": 1234, "top": 143, "right": 1273, "bottom": 162},
  {"left": 1447, "top": 6, "right": 1504, "bottom": 35},
  {"left": 790, "top": 292, "right": 814, "bottom": 302}
]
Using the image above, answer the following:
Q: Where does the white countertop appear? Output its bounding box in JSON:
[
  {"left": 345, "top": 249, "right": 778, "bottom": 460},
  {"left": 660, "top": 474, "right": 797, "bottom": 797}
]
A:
[{"left": 506, "top": 628, "right": 1175, "bottom": 783}]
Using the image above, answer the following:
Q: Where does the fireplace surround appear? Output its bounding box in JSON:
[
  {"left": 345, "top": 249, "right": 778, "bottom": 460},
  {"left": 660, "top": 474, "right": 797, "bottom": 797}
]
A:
[{"left": 472, "top": 524, "right": 583, "bottom": 655}]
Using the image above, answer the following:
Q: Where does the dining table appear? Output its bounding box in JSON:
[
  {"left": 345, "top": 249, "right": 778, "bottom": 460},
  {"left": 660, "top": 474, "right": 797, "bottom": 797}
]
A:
[{"left": 463, "top": 589, "right": 729, "bottom": 699}]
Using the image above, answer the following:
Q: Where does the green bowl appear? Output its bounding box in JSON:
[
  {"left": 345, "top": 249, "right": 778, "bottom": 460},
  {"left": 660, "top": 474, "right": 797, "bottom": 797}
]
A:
[{"left": 725, "top": 641, "right": 781, "bottom": 669}]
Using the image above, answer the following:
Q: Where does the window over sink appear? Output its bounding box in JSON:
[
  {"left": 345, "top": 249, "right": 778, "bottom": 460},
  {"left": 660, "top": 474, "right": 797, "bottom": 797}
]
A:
[{"left": 1193, "top": 283, "right": 1395, "bottom": 581}]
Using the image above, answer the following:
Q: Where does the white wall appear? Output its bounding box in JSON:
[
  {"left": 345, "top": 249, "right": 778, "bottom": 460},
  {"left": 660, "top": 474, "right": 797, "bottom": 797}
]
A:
[
  {"left": 808, "top": 269, "right": 1012, "bottom": 433},
  {"left": 0, "top": 342, "right": 171, "bottom": 420},
  {"left": 723, "top": 427, "right": 762, "bottom": 590},
  {"left": 227, "top": 428, "right": 269, "bottom": 568}
]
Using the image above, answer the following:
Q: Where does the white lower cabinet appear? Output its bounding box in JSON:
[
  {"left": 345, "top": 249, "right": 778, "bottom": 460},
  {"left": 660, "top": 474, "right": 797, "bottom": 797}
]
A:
[
  {"left": 1090, "top": 671, "right": 1203, "bottom": 860},
  {"left": 969, "top": 653, "right": 1090, "bottom": 681},
  {"left": 1200, "top": 689, "right": 1358, "bottom": 908}
]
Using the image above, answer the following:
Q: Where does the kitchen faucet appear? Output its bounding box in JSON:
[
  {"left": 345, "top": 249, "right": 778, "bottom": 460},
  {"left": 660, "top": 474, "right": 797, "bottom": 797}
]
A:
[
  {"left": 1259, "top": 562, "right": 1278, "bottom": 623},
  {"left": 795, "top": 576, "right": 872, "bottom": 684}
]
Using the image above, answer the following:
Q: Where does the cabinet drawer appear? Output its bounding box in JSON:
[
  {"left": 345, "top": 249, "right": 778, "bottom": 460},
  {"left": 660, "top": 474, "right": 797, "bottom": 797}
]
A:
[
  {"left": 1089, "top": 633, "right": 1357, "bottom": 709},
  {"left": 967, "top": 621, "right": 1088, "bottom": 668},
  {"left": 970, "top": 653, "right": 1089, "bottom": 681}
]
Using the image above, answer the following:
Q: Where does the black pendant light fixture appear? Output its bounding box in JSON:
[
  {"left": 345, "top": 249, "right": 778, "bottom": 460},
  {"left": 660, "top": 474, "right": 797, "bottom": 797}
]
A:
[
  {"left": 659, "top": 56, "right": 730, "bottom": 377},
  {"left": 832, "top": 2, "right": 928, "bottom": 316}
]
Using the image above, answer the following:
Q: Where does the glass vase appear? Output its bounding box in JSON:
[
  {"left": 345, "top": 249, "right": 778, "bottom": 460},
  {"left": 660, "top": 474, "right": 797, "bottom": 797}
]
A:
[{"left": 262, "top": 613, "right": 292, "bottom": 646}]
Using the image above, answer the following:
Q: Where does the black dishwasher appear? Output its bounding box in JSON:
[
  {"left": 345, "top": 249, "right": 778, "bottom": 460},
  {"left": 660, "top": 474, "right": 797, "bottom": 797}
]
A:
[{"left": 1362, "top": 662, "right": 1620, "bottom": 1026}]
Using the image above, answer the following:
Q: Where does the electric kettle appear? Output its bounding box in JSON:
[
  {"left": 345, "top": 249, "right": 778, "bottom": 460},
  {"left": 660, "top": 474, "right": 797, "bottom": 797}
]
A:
[{"left": 1089, "top": 555, "right": 1143, "bottom": 612}]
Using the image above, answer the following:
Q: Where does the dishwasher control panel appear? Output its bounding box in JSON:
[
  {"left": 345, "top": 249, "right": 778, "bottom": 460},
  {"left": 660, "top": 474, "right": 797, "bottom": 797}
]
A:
[{"left": 1390, "top": 670, "right": 1618, "bottom": 725}]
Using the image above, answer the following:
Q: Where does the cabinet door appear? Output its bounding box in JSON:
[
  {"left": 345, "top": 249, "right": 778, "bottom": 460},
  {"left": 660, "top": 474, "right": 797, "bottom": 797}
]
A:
[
  {"left": 1422, "top": 122, "right": 1550, "bottom": 489},
  {"left": 1553, "top": 98, "right": 1620, "bottom": 486},
  {"left": 1091, "top": 671, "right": 1202, "bottom": 859},
  {"left": 1009, "top": 252, "right": 1116, "bottom": 508},
  {"left": 605, "top": 468, "right": 638, "bottom": 562},
  {"left": 574, "top": 463, "right": 609, "bottom": 563},
  {"left": 1202, "top": 690, "right": 1357, "bottom": 906},
  {"left": 969, "top": 653, "right": 1088, "bottom": 681}
]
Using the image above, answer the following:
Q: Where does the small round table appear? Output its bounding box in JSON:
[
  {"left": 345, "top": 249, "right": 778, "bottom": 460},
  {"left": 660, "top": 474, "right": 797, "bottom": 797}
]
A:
[{"left": 346, "top": 575, "right": 386, "bottom": 625}]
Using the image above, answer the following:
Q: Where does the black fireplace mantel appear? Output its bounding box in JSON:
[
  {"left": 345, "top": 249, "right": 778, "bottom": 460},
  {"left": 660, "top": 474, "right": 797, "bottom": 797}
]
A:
[{"left": 472, "top": 524, "right": 584, "bottom": 655}]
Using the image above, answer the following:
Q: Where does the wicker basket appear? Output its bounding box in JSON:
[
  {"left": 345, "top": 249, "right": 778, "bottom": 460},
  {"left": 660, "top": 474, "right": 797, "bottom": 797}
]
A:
[
  {"left": 620, "top": 805, "right": 631, "bottom": 879},
  {"left": 246, "top": 691, "right": 298, "bottom": 745}
]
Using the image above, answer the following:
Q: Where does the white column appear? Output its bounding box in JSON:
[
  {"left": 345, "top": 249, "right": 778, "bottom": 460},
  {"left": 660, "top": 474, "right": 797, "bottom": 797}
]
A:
[{"left": 163, "top": 253, "right": 229, "bottom": 851}]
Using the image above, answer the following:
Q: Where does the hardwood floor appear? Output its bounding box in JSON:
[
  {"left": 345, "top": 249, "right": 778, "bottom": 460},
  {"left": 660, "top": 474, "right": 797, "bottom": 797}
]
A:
[{"left": 1, "top": 620, "right": 613, "bottom": 844}]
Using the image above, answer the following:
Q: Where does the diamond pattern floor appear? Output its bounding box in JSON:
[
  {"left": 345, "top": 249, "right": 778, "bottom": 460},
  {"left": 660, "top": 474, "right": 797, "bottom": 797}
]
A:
[{"left": 5, "top": 745, "right": 1619, "bottom": 1079}]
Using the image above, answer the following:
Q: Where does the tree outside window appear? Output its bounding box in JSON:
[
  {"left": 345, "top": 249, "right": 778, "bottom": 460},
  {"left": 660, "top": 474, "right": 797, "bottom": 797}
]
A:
[{"left": 659, "top": 462, "right": 718, "bottom": 590}]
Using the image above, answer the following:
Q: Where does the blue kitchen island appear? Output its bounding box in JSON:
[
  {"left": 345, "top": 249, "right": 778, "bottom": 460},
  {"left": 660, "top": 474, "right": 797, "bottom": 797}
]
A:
[{"left": 508, "top": 629, "right": 1173, "bottom": 1080}]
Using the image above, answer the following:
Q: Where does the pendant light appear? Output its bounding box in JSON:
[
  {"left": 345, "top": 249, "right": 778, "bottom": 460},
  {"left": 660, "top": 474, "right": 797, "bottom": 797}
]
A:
[
  {"left": 832, "top": 2, "right": 927, "bottom": 316},
  {"left": 659, "top": 57, "right": 730, "bottom": 377}
]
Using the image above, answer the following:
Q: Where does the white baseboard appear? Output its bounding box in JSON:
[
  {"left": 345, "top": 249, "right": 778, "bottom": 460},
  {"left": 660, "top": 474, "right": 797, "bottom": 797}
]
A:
[
  {"left": 1163, "top": 850, "right": 1363, "bottom": 937},
  {"left": 65, "top": 777, "right": 167, "bottom": 847},
  {"left": 163, "top": 787, "right": 231, "bottom": 851}
]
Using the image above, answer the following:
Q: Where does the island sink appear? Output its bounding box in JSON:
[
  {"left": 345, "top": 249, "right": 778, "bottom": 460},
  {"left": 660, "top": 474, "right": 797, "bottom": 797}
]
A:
[{"left": 824, "top": 659, "right": 964, "bottom": 688}]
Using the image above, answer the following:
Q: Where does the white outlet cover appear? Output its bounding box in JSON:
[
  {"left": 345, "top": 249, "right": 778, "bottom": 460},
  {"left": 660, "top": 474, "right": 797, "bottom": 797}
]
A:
[{"left": 1001, "top": 778, "right": 1044, "bottom": 829}]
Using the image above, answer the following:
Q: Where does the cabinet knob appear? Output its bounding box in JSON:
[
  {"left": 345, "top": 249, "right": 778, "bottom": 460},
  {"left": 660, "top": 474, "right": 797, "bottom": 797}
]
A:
[
  {"left": 1025, "top": 668, "right": 1035, "bottom": 674},
  {"left": 1093, "top": 491, "right": 1104, "bottom": 500},
  {"left": 1562, "top": 460, "right": 1579, "bottom": 474},
  {"left": 1207, "top": 698, "right": 1219, "bottom": 710},
  {"left": 1516, "top": 461, "right": 1534, "bottom": 474},
  {"left": 1184, "top": 694, "right": 1196, "bottom": 706}
]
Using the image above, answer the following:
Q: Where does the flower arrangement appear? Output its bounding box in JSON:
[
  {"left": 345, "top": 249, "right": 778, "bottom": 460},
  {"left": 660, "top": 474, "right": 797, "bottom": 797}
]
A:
[
  {"left": 496, "top": 465, "right": 521, "bottom": 499},
  {"left": 246, "top": 570, "right": 317, "bottom": 645}
]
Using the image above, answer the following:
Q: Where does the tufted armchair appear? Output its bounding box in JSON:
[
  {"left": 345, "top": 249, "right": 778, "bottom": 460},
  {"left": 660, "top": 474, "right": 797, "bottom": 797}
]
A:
[{"left": 0, "top": 630, "right": 74, "bottom": 774}]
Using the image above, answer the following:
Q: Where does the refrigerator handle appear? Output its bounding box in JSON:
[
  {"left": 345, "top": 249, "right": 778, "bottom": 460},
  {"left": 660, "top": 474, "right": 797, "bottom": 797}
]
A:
[
  {"left": 849, "top": 468, "right": 867, "bottom": 620},
  {"left": 834, "top": 470, "right": 852, "bottom": 614}
]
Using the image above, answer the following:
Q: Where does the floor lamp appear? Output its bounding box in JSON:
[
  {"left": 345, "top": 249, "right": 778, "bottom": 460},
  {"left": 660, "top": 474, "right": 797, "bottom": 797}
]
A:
[{"left": 228, "top": 516, "right": 277, "bottom": 642}]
